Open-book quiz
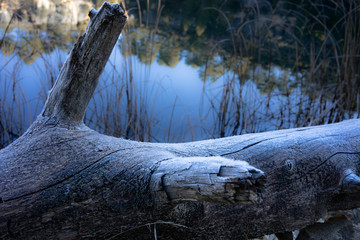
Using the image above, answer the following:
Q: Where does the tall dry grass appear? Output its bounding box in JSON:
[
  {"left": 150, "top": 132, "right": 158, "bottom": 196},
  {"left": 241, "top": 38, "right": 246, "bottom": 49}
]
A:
[
  {"left": 202, "top": 0, "right": 359, "bottom": 137},
  {"left": 0, "top": 0, "right": 359, "bottom": 148}
]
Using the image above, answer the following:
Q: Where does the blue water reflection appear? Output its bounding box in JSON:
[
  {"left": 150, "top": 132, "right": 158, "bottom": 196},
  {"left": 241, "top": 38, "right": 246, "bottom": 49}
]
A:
[{"left": 1, "top": 0, "right": 359, "bottom": 147}]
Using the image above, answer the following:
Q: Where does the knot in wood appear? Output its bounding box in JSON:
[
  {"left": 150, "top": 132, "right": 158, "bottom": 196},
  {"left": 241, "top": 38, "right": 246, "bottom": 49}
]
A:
[{"left": 285, "top": 160, "right": 295, "bottom": 171}]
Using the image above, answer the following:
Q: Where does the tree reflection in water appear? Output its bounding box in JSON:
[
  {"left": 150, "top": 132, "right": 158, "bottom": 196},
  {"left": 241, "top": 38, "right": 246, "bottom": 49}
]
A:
[{"left": 0, "top": 0, "right": 359, "bottom": 147}]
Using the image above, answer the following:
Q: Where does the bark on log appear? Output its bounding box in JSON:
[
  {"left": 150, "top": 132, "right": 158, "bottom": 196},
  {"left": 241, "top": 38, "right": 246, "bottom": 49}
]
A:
[{"left": 1, "top": 2, "right": 360, "bottom": 239}]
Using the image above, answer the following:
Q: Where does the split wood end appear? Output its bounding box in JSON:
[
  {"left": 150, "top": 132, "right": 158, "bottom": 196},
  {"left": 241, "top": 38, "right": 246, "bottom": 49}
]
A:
[{"left": 151, "top": 156, "right": 266, "bottom": 206}]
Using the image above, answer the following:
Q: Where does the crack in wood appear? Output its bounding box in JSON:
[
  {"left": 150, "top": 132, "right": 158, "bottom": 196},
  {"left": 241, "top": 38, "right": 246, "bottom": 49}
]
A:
[
  {"left": 220, "top": 136, "right": 283, "bottom": 156},
  {"left": 1, "top": 147, "right": 144, "bottom": 203}
]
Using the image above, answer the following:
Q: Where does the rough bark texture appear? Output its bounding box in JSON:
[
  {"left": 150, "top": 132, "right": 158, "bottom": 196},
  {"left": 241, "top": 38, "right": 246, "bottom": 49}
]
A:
[{"left": 1, "top": 2, "right": 360, "bottom": 240}]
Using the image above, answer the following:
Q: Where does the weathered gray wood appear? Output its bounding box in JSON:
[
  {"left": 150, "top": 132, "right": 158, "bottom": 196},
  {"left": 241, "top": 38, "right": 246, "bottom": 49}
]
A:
[
  {"left": 1, "top": 2, "right": 360, "bottom": 239},
  {"left": 151, "top": 156, "right": 265, "bottom": 206},
  {"left": 41, "top": 1, "right": 126, "bottom": 124}
]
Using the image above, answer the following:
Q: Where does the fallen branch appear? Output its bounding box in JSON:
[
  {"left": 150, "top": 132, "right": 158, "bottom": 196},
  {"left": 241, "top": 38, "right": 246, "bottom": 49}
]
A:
[{"left": 0, "top": 2, "right": 359, "bottom": 239}]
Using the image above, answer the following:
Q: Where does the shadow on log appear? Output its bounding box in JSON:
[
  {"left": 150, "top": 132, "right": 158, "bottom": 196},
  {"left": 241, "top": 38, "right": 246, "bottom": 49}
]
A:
[{"left": 0, "top": 2, "right": 360, "bottom": 239}]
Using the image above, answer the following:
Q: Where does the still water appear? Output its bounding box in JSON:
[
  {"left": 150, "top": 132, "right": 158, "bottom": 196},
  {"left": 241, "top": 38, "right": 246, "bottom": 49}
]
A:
[{"left": 0, "top": 0, "right": 359, "bottom": 146}]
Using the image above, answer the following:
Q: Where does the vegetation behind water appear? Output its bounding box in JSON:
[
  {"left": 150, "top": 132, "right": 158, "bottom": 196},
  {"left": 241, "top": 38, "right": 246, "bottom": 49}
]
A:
[{"left": 0, "top": 0, "right": 359, "bottom": 148}]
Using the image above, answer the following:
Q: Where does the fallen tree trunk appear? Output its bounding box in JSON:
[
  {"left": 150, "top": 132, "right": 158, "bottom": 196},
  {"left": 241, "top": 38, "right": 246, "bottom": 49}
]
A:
[{"left": 1, "top": 2, "right": 360, "bottom": 239}]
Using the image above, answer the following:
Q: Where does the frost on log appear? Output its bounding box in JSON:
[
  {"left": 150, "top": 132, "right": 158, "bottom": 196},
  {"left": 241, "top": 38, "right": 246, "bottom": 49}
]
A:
[{"left": 0, "top": 2, "right": 360, "bottom": 240}]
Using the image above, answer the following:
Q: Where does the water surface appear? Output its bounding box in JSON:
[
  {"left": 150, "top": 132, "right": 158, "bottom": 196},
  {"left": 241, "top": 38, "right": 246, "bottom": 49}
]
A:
[{"left": 1, "top": 0, "right": 359, "bottom": 147}]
